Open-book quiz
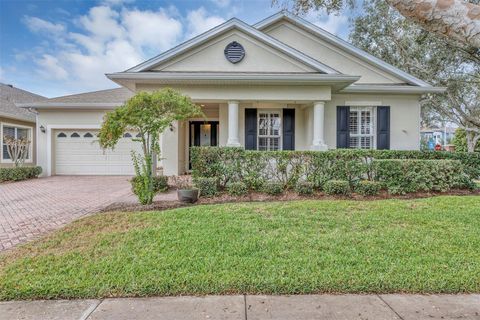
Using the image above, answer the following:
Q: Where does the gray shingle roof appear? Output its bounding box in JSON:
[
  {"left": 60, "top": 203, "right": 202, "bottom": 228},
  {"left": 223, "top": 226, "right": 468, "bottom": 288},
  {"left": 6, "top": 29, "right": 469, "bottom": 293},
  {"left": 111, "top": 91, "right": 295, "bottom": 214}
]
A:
[
  {"left": 45, "top": 87, "right": 133, "bottom": 104},
  {"left": 0, "top": 83, "right": 46, "bottom": 122}
]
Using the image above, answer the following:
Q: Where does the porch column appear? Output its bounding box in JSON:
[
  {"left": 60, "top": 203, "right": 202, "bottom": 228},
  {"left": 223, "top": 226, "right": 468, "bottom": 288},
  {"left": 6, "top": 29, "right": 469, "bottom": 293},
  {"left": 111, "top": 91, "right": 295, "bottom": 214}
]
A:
[
  {"left": 310, "top": 101, "right": 328, "bottom": 151},
  {"left": 226, "top": 100, "right": 241, "bottom": 147}
]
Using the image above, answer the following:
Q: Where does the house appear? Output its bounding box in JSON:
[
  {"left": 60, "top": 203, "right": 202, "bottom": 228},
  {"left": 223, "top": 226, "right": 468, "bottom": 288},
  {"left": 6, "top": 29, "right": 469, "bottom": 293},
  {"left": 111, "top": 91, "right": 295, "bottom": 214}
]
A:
[
  {"left": 1, "top": 83, "right": 46, "bottom": 168},
  {"left": 19, "top": 11, "right": 444, "bottom": 177}
]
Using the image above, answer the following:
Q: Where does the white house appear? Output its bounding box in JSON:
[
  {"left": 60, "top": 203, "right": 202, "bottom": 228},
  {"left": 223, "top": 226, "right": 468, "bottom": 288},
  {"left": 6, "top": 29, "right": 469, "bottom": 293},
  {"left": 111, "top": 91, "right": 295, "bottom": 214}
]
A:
[{"left": 20, "top": 12, "right": 444, "bottom": 177}]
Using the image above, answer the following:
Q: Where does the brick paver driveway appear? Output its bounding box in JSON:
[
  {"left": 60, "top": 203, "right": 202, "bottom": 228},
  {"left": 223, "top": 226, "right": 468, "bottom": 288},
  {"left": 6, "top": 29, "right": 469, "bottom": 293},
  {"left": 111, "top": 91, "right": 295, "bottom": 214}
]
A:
[{"left": 0, "top": 176, "right": 135, "bottom": 251}]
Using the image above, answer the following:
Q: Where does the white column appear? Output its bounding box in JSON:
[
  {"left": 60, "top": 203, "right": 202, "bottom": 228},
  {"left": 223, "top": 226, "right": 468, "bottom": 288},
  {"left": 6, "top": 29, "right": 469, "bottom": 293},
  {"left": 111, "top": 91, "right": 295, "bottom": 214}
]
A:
[
  {"left": 226, "top": 100, "right": 241, "bottom": 147},
  {"left": 310, "top": 101, "right": 328, "bottom": 151}
]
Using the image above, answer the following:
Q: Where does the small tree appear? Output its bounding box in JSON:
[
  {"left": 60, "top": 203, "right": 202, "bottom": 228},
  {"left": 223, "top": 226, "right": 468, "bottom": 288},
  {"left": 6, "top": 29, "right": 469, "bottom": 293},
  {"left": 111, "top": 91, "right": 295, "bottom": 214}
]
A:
[
  {"left": 99, "top": 88, "right": 203, "bottom": 204},
  {"left": 4, "top": 136, "right": 30, "bottom": 167}
]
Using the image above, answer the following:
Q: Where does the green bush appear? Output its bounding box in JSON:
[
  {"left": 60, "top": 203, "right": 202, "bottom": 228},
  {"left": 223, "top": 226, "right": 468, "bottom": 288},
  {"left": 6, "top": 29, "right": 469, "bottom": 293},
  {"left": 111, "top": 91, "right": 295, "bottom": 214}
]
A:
[
  {"left": 355, "top": 180, "right": 382, "bottom": 196},
  {"left": 373, "top": 159, "right": 469, "bottom": 194},
  {"left": 324, "top": 180, "right": 351, "bottom": 195},
  {"left": 152, "top": 176, "right": 169, "bottom": 192},
  {"left": 226, "top": 181, "right": 248, "bottom": 196},
  {"left": 0, "top": 166, "right": 42, "bottom": 182},
  {"left": 194, "top": 177, "right": 218, "bottom": 197},
  {"left": 263, "top": 182, "right": 284, "bottom": 195},
  {"left": 295, "top": 181, "right": 315, "bottom": 195}
]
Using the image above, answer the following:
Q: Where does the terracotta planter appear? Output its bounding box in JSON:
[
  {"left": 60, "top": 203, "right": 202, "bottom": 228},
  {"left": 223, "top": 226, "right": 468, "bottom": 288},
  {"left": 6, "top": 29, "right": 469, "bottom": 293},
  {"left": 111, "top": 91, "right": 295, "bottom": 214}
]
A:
[{"left": 177, "top": 189, "right": 199, "bottom": 203}]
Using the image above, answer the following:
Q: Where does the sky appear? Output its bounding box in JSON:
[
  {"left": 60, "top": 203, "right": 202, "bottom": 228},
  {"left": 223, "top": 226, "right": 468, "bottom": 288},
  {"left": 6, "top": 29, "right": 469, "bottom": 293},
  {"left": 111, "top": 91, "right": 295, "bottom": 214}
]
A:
[{"left": 0, "top": 0, "right": 354, "bottom": 98}]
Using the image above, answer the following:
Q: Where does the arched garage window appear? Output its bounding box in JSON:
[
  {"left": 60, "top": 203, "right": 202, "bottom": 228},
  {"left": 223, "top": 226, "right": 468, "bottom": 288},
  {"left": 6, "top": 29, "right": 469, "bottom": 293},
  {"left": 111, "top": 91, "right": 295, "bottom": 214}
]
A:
[
  {"left": 71, "top": 132, "right": 80, "bottom": 138},
  {"left": 57, "top": 132, "right": 67, "bottom": 138}
]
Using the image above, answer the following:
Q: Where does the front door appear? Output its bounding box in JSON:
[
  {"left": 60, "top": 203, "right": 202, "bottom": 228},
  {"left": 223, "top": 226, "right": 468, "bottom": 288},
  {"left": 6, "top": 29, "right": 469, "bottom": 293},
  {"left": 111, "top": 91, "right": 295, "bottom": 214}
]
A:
[{"left": 189, "top": 121, "right": 219, "bottom": 168}]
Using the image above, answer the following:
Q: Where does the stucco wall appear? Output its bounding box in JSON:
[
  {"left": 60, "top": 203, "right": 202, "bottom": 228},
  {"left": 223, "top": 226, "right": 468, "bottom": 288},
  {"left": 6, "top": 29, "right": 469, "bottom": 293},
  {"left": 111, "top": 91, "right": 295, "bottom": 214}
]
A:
[
  {"left": 0, "top": 117, "right": 36, "bottom": 168},
  {"left": 263, "top": 22, "right": 406, "bottom": 85}
]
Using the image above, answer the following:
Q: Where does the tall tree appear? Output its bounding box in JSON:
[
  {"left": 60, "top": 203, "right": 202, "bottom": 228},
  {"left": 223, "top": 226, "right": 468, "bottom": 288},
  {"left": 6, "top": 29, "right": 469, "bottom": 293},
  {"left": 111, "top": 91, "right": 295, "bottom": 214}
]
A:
[
  {"left": 278, "top": 0, "right": 480, "bottom": 47},
  {"left": 349, "top": 0, "right": 480, "bottom": 151}
]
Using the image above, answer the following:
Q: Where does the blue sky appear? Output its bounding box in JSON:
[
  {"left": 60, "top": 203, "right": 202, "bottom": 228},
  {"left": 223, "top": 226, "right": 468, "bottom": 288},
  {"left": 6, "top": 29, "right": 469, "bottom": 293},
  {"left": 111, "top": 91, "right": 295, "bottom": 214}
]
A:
[{"left": 0, "top": 0, "right": 353, "bottom": 98}]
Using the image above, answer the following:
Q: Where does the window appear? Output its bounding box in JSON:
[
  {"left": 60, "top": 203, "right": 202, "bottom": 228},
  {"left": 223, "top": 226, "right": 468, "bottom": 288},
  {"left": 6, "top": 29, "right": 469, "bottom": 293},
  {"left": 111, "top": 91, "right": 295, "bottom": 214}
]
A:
[
  {"left": 57, "top": 132, "right": 67, "bottom": 138},
  {"left": 1, "top": 124, "right": 32, "bottom": 161},
  {"left": 258, "top": 111, "right": 281, "bottom": 151},
  {"left": 349, "top": 107, "right": 375, "bottom": 149},
  {"left": 123, "top": 133, "right": 132, "bottom": 138},
  {"left": 70, "top": 132, "right": 80, "bottom": 138},
  {"left": 83, "top": 132, "right": 93, "bottom": 138}
]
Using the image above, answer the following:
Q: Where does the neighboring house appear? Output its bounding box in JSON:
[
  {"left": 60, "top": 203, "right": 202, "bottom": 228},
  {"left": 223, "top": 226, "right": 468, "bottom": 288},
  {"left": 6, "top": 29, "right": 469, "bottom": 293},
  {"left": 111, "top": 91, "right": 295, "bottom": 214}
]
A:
[
  {"left": 421, "top": 126, "right": 456, "bottom": 149},
  {"left": 0, "top": 83, "right": 46, "bottom": 168},
  {"left": 19, "top": 12, "right": 444, "bottom": 177}
]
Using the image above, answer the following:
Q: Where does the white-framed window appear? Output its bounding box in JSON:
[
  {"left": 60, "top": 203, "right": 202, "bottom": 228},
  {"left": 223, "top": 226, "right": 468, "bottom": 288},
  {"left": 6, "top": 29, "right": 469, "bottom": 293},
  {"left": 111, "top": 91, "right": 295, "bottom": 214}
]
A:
[
  {"left": 349, "top": 107, "right": 376, "bottom": 149},
  {"left": 1, "top": 123, "right": 33, "bottom": 162},
  {"left": 258, "top": 110, "right": 282, "bottom": 151}
]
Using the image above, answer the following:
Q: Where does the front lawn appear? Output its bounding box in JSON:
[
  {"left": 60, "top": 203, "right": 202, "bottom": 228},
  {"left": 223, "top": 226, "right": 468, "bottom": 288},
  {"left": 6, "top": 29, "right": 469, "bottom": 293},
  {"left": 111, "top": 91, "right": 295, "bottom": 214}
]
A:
[{"left": 1, "top": 196, "right": 479, "bottom": 300}]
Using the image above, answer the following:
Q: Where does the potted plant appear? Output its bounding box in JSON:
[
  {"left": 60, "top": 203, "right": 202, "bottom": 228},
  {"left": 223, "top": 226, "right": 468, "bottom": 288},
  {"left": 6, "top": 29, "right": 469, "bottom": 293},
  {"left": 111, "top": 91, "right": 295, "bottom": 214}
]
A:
[{"left": 173, "top": 176, "right": 199, "bottom": 203}]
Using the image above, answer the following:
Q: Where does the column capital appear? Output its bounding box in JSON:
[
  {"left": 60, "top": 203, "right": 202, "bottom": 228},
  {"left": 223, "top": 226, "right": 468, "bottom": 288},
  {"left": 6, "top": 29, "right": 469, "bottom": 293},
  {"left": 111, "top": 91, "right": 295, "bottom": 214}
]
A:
[
  {"left": 227, "top": 100, "right": 239, "bottom": 105},
  {"left": 313, "top": 101, "right": 326, "bottom": 107}
]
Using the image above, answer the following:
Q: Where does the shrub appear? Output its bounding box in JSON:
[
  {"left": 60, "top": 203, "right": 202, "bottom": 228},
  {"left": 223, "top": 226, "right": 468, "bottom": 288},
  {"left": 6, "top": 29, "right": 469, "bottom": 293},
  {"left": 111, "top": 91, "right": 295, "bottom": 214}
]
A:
[
  {"left": 0, "top": 166, "right": 42, "bottom": 182},
  {"left": 226, "top": 181, "right": 248, "bottom": 196},
  {"left": 152, "top": 176, "right": 169, "bottom": 193},
  {"left": 194, "top": 177, "right": 218, "bottom": 197},
  {"left": 355, "top": 180, "right": 381, "bottom": 196},
  {"left": 324, "top": 180, "right": 350, "bottom": 195},
  {"left": 263, "top": 182, "right": 284, "bottom": 195},
  {"left": 295, "top": 181, "right": 314, "bottom": 195},
  {"left": 373, "top": 159, "right": 469, "bottom": 194}
]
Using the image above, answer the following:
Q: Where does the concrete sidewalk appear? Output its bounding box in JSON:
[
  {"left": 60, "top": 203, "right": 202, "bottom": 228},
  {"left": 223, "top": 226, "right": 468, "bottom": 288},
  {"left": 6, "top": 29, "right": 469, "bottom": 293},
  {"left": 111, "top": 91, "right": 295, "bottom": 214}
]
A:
[{"left": 1, "top": 294, "right": 479, "bottom": 320}]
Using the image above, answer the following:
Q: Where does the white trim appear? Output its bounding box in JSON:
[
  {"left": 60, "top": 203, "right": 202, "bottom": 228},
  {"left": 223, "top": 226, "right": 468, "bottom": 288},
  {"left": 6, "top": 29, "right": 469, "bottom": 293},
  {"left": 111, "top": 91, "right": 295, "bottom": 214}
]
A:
[
  {"left": 345, "top": 101, "right": 382, "bottom": 106},
  {"left": 17, "top": 103, "right": 121, "bottom": 109},
  {"left": 46, "top": 124, "right": 100, "bottom": 176},
  {"left": 254, "top": 11, "right": 433, "bottom": 87},
  {"left": 1, "top": 122, "right": 34, "bottom": 164},
  {"left": 340, "top": 85, "right": 446, "bottom": 94},
  {"left": 125, "top": 18, "right": 338, "bottom": 74}
]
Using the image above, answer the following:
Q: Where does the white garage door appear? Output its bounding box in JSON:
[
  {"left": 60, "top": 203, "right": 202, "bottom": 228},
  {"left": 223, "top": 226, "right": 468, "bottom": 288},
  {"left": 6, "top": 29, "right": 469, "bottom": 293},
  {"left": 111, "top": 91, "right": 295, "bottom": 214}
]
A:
[{"left": 55, "top": 130, "right": 142, "bottom": 175}]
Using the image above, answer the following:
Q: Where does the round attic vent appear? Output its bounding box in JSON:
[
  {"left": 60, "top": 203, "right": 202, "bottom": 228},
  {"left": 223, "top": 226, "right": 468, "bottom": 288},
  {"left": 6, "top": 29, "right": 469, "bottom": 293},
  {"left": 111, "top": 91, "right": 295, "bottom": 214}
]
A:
[{"left": 224, "top": 41, "right": 245, "bottom": 64}]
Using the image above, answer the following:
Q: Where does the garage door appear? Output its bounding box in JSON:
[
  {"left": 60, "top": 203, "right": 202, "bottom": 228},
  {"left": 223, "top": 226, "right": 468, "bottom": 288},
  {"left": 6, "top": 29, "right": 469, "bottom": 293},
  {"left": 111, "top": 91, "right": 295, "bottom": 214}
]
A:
[{"left": 55, "top": 130, "right": 143, "bottom": 175}]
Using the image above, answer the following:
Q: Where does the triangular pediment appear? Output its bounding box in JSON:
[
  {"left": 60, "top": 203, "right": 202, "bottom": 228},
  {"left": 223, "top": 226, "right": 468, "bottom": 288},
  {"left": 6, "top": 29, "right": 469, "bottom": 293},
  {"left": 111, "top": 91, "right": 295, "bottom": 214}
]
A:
[{"left": 127, "top": 18, "right": 338, "bottom": 74}]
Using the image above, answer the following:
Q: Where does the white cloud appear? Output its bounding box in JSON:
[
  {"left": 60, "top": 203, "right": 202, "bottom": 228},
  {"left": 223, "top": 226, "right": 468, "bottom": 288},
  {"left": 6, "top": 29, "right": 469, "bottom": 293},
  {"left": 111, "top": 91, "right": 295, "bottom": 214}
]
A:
[
  {"left": 22, "top": 16, "right": 65, "bottom": 35},
  {"left": 35, "top": 54, "right": 68, "bottom": 80},
  {"left": 122, "top": 8, "right": 183, "bottom": 52},
  {"left": 304, "top": 11, "right": 348, "bottom": 37},
  {"left": 19, "top": 4, "right": 229, "bottom": 94},
  {"left": 186, "top": 7, "right": 225, "bottom": 38},
  {"left": 210, "top": 0, "right": 230, "bottom": 8}
]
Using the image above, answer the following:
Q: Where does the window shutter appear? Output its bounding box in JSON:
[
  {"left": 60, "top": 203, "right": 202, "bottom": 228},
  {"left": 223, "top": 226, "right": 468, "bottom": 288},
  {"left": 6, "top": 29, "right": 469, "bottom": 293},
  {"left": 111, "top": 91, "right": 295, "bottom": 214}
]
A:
[
  {"left": 377, "top": 106, "right": 390, "bottom": 150},
  {"left": 282, "top": 108, "right": 295, "bottom": 150},
  {"left": 336, "top": 106, "right": 350, "bottom": 148},
  {"left": 245, "top": 108, "right": 257, "bottom": 150}
]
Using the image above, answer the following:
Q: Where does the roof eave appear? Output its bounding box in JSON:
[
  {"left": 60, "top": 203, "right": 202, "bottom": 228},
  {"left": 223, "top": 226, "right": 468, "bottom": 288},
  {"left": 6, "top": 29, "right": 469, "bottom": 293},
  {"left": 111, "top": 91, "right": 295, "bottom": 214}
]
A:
[
  {"left": 340, "top": 85, "right": 446, "bottom": 94},
  {"left": 17, "top": 102, "right": 122, "bottom": 109}
]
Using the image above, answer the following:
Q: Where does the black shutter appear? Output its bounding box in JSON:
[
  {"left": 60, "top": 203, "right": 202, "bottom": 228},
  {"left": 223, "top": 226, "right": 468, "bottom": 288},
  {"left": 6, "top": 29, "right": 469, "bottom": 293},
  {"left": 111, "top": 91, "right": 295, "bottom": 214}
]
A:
[
  {"left": 283, "top": 108, "right": 295, "bottom": 150},
  {"left": 377, "top": 106, "right": 390, "bottom": 150},
  {"left": 245, "top": 108, "right": 257, "bottom": 150},
  {"left": 336, "top": 106, "right": 350, "bottom": 148}
]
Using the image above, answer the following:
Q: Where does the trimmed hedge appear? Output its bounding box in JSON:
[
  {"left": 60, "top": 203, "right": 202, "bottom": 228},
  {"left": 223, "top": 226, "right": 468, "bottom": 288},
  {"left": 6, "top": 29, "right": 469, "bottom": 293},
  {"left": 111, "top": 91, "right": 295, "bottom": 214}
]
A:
[
  {"left": 324, "top": 180, "right": 350, "bottom": 195},
  {"left": 0, "top": 166, "right": 42, "bottom": 182},
  {"left": 295, "top": 181, "right": 315, "bottom": 195},
  {"left": 263, "top": 182, "right": 284, "bottom": 195},
  {"left": 356, "top": 180, "right": 381, "bottom": 196},
  {"left": 194, "top": 177, "right": 218, "bottom": 197},
  {"left": 373, "top": 159, "right": 471, "bottom": 194},
  {"left": 226, "top": 181, "right": 248, "bottom": 196},
  {"left": 190, "top": 147, "right": 477, "bottom": 195}
]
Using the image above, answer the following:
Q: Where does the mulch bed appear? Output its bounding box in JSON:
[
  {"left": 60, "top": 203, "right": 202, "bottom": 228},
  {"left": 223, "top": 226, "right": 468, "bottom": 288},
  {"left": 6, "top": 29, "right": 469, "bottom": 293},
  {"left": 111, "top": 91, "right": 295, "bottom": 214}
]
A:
[{"left": 102, "top": 188, "right": 480, "bottom": 213}]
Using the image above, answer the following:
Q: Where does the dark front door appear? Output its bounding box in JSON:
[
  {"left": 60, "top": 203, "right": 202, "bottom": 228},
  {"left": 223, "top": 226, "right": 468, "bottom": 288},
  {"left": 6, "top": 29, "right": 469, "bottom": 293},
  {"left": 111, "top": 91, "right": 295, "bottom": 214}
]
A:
[{"left": 189, "top": 121, "right": 219, "bottom": 168}]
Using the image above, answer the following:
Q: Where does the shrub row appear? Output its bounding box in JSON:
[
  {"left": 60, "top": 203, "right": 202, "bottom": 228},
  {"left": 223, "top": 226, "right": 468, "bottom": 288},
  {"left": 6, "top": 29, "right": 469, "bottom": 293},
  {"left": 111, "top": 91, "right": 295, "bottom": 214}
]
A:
[
  {"left": 0, "top": 166, "right": 42, "bottom": 182},
  {"left": 191, "top": 147, "right": 476, "bottom": 195}
]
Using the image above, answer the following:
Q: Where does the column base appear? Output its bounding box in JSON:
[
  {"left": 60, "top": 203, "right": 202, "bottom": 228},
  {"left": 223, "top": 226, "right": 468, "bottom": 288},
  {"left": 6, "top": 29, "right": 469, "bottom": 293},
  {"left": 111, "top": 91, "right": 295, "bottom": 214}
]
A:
[
  {"left": 310, "top": 144, "right": 328, "bottom": 151},
  {"left": 226, "top": 140, "right": 241, "bottom": 147}
]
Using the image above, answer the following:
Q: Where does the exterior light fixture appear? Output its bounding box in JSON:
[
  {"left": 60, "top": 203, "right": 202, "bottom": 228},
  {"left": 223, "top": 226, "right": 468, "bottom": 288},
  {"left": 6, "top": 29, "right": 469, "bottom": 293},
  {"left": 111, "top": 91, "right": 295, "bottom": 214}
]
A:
[{"left": 40, "top": 125, "right": 46, "bottom": 133}]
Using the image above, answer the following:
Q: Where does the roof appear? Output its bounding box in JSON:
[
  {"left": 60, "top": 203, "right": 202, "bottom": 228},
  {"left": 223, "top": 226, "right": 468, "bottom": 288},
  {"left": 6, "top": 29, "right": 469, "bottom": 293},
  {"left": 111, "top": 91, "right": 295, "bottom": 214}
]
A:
[
  {"left": 254, "top": 11, "right": 432, "bottom": 87},
  {"left": 17, "top": 87, "right": 133, "bottom": 109},
  {"left": 0, "top": 83, "right": 46, "bottom": 122},
  {"left": 124, "top": 17, "right": 338, "bottom": 74}
]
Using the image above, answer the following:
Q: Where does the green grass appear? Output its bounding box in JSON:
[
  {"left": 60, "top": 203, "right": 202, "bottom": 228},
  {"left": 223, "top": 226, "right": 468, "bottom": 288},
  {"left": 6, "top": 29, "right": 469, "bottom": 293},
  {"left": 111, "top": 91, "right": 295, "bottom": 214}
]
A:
[{"left": 1, "top": 196, "right": 480, "bottom": 300}]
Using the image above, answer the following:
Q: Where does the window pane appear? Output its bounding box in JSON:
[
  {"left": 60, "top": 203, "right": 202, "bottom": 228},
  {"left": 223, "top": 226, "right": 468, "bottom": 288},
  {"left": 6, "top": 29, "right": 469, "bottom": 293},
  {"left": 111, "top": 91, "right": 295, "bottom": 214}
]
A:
[
  {"left": 258, "top": 137, "right": 268, "bottom": 151},
  {"left": 271, "top": 115, "right": 280, "bottom": 135},
  {"left": 3, "top": 145, "right": 10, "bottom": 159},
  {"left": 349, "top": 112, "right": 358, "bottom": 134},
  {"left": 17, "top": 128, "right": 28, "bottom": 139},
  {"left": 349, "top": 137, "right": 359, "bottom": 149},
  {"left": 270, "top": 137, "right": 280, "bottom": 151},
  {"left": 3, "top": 126, "right": 15, "bottom": 139},
  {"left": 360, "top": 136, "right": 372, "bottom": 149},
  {"left": 258, "top": 114, "right": 268, "bottom": 136},
  {"left": 361, "top": 111, "right": 371, "bottom": 134}
]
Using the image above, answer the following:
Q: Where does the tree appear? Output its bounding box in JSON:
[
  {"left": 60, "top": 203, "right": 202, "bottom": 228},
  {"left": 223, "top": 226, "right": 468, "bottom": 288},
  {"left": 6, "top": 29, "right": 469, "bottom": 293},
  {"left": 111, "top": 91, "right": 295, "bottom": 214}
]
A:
[
  {"left": 4, "top": 136, "right": 30, "bottom": 167},
  {"left": 99, "top": 89, "right": 203, "bottom": 204},
  {"left": 349, "top": 0, "right": 480, "bottom": 152},
  {"left": 277, "top": 0, "right": 480, "bottom": 48},
  {"left": 452, "top": 128, "right": 480, "bottom": 151}
]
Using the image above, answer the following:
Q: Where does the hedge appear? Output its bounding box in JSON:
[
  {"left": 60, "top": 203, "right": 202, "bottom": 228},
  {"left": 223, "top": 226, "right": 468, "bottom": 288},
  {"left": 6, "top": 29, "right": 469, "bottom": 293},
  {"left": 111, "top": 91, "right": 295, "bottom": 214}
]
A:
[
  {"left": 0, "top": 166, "right": 42, "bottom": 182},
  {"left": 373, "top": 159, "right": 472, "bottom": 194},
  {"left": 190, "top": 147, "right": 477, "bottom": 194}
]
